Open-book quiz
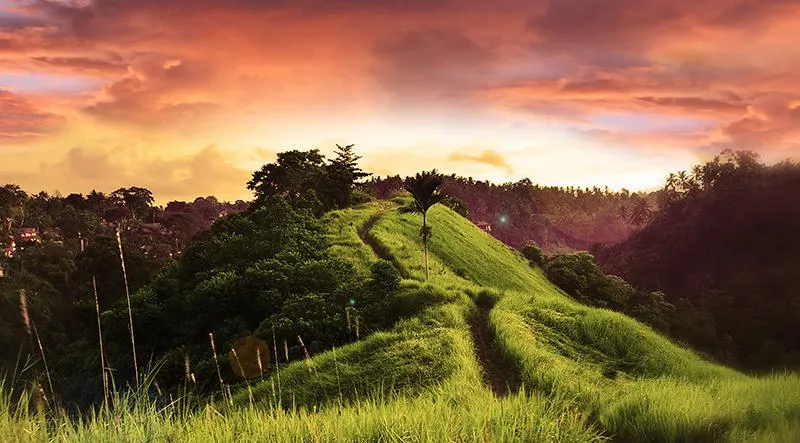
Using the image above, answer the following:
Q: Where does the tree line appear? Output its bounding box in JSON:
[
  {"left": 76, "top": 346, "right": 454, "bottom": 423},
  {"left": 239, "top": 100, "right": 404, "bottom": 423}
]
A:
[
  {"left": 365, "top": 174, "right": 656, "bottom": 252},
  {"left": 594, "top": 151, "right": 800, "bottom": 370}
]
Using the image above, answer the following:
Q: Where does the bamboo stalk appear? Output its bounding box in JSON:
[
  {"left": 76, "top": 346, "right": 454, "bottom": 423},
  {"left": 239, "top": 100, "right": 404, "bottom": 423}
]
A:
[
  {"left": 208, "top": 332, "right": 227, "bottom": 404},
  {"left": 272, "top": 325, "right": 281, "bottom": 401},
  {"left": 115, "top": 228, "right": 139, "bottom": 387},
  {"left": 81, "top": 234, "right": 109, "bottom": 402}
]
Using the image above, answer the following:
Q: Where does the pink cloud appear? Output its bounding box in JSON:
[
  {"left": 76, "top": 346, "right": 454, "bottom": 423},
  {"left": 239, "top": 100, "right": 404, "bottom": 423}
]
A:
[{"left": 0, "top": 89, "right": 64, "bottom": 140}]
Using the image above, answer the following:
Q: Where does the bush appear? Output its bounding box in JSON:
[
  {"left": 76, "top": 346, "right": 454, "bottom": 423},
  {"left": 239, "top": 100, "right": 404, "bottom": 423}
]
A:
[
  {"left": 369, "top": 260, "right": 401, "bottom": 294},
  {"left": 592, "top": 275, "right": 637, "bottom": 310},
  {"left": 543, "top": 252, "right": 599, "bottom": 297},
  {"left": 521, "top": 243, "right": 546, "bottom": 267}
]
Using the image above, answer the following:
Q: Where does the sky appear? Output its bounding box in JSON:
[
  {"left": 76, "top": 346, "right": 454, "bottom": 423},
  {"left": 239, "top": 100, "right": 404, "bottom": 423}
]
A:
[{"left": 1, "top": 0, "right": 799, "bottom": 202}]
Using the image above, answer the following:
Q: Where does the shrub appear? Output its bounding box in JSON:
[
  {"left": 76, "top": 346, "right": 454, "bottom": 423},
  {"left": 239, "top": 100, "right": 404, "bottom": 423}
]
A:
[
  {"left": 521, "top": 243, "right": 546, "bottom": 267},
  {"left": 443, "top": 196, "right": 469, "bottom": 218},
  {"left": 543, "top": 252, "right": 599, "bottom": 297},
  {"left": 369, "top": 260, "right": 401, "bottom": 294}
]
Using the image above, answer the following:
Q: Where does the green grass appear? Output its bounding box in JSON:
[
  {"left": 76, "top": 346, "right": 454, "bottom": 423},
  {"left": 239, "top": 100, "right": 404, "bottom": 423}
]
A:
[
  {"left": 3, "top": 197, "right": 799, "bottom": 441},
  {"left": 323, "top": 200, "right": 393, "bottom": 275},
  {"left": 490, "top": 276, "right": 800, "bottom": 442},
  {"left": 0, "top": 383, "right": 602, "bottom": 442},
  {"left": 236, "top": 281, "right": 469, "bottom": 410},
  {"left": 371, "top": 202, "right": 800, "bottom": 442},
  {"left": 369, "top": 202, "right": 547, "bottom": 292}
]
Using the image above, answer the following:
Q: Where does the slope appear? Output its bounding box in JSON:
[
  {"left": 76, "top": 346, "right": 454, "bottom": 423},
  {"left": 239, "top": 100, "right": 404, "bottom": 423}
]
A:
[
  {"left": 367, "top": 202, "right": 800, "bottom": 442},
  {"left": 230, "top": 199, "right": 603, "bottom": 440}
]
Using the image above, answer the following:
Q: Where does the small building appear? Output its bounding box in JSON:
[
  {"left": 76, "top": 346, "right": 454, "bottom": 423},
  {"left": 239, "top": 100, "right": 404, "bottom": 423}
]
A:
[
  {"left": 476, "top": 221, "right": 492, "bottom": 232},
  {"left": 17, "top": 227, "right": 40, "bottom": 241},
  {"left": 2, "top": 236, "right": 15, "bottom": 258}
]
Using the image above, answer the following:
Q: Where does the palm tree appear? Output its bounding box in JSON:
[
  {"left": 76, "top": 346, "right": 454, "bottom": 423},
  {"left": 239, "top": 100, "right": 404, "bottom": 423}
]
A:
[{"left": 398, "top": 170, "right": 445, "bottom": 280}]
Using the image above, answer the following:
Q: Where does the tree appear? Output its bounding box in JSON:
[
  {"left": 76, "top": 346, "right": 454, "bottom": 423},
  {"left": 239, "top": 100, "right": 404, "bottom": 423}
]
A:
[
  {"left": 110, "top": 187, "right": 154, "bottom": 220},
  {"left": 628, "top": 197, "right": 653, "bottom": 227},
  {"left": 0, "top": 184, "right": 28, "bottom": 235},
  {"left": 398, "top": 170, "right": 446, "bottom": 280},
  {"left": 521, "top": 243, "right": 546, "bottom": 267},
  {"left": 325, "top": 144, "right": 371, "bottom": 209},
  {"left": 247, "top": 150, "right": 328, "bottom": 211},
  {"left": 443, "top": 195, "right": 468, "bottom": 218},
  {"left": 86, "top": 190, "right": 110, "bottom": 216}
]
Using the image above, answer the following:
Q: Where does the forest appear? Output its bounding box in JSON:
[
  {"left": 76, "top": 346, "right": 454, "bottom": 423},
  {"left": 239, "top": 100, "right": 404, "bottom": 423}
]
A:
[{"left": 595, "top": 150, "right": 800, "bottom": 370}]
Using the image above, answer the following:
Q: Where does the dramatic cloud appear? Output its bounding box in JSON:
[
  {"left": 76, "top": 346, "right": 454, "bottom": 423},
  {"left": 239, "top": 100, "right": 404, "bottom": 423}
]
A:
[
  {"left": 373, "top": 28, "right": 496, "bottom": 102},
  {"left": 0, "top": 89, "right": 64, "bottom": 140},
  {"left": 636, "top": 96, "right": 747, "bottom": 115},
  {"left": 723, "top": 94, "right": 800, "bottom": 150},
  {"left": 84, "top": 56, "right": 219, "bottom": 126},
  {"left": 30, "top": 55, "right": 127, "bottom": 75},
  {"left": 0, "top": 0, "right": 798, "bottom": 198}
]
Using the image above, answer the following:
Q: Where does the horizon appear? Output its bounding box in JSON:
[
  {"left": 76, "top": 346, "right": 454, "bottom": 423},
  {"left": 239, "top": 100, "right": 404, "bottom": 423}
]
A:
[
  {"left": 2, "top": 0, "right": 799, "bottom": 202},
  {"left": 7, "top": 166, "right": 671, "bottom": 207}
]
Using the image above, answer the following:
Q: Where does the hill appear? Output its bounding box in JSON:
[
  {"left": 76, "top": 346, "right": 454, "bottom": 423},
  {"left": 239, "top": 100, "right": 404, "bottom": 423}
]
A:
[
  {"left": 239, "top": 199, "right": 800, "bottom": 441},
  {"left": 365, "top": 175, "right": 649, "bottom": 253},
  {"left": 2, "top": 197, "right": 799, "bottom": 441}
]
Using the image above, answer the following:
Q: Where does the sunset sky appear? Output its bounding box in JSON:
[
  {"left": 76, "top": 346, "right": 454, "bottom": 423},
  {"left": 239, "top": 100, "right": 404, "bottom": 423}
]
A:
[{"left": 1, "top": 0, "right": 799, "bottom": 202}]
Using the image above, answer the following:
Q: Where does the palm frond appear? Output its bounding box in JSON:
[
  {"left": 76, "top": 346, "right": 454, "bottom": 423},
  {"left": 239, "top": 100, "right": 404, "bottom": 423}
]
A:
[
  {"left": 427, "top": 194, "right": 447, "bottom": 207},
  {"left": 401, "top": 170, "right": 445, "bottom": 213},
  {"left": 397, "top": 202, "right": 421, "bottom": 215}
]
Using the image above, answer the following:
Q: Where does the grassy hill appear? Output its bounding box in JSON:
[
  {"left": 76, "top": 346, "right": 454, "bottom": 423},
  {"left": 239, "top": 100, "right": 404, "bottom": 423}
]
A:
[{"left": 2, "top": 198, "right": 799, "bottom": 441}]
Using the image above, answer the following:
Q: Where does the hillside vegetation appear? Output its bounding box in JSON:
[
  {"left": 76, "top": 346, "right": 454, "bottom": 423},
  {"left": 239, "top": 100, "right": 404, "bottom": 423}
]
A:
[
  {"left": 596, "top": 152, "right": 800, "bottom": 369},
  {"left": 239, "top": 200, "right": 800, "bottom": 441},
  {"left": 2, "top": 197, "right": 799, "bottom": 441}
]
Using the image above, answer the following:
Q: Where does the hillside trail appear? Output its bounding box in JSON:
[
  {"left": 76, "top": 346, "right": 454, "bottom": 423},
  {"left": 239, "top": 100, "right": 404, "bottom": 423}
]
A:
[
  {"left": 358, "top": 212, "right": 390, "bottom": 261},
  {"left": 359, "top": 211, "right": 412, "bottom": 279},
  {"left": 470, "top": 300, "right": 520, "bottom": 397},
  {"left": 358, "top": 210, "right": 519, "bottom": 396}
]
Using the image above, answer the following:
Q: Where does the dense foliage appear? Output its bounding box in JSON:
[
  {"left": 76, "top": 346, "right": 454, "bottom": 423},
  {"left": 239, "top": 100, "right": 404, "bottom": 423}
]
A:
[
  {"left": 595, "top": 151, "right": 800, "bottom": 369},
  {"left": 248, "top": 145, "right": 371, "bottom": 215},
  {"left": 0, "top": 146, "right": 395, "bottom": 407},
  {"left": 102, "top": 196, "right": 402, "bottom": 398},
  {"left": 366, "top": 175, "right": 654, "bottom": 252},
  {"left": 536, "top": 250, "right": 676, "bottom": 333}
]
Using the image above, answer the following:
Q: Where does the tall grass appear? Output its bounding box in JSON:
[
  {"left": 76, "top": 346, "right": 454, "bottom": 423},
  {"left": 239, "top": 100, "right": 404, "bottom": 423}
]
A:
[
  {"left": 490, "top": 288, "right": 800, "bottom": 441},
  {"left": 116, "top": 228, "right": 139, "bottom": 387},
  {"left": 0, "top": 379, "right": 602, "bottom": 442},
  {"left": 17, "top": 291, "right": 54, "bottom": 404},
  {"left": 80, "top": 233, "right": 109, "bottom": 402}
]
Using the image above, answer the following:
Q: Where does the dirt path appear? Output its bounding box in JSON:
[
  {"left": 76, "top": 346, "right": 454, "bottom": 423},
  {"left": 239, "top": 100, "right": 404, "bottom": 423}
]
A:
[
  {"left": 469, "top": 303, "right": 520, "bottom": 397},
  {"left": 357, "top": 212, "right": 389, "bottom": 260},
  {"left": 358, "top": 210, "right": 517, "bottom": 395},
  {"left": 357, "top": 211, "right": 412, "bottom": 279}
]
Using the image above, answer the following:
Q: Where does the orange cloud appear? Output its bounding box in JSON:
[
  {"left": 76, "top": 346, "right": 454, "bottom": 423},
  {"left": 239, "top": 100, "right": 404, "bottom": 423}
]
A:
[
  {"left": 449, "top": 149, "right": 513, "bottom": 172},
  {"left": 723, "top": 94, "right": 800, "bottom": 150},
  {"left": 1, "top": 0, "right": 799, "bottom": 199}
]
